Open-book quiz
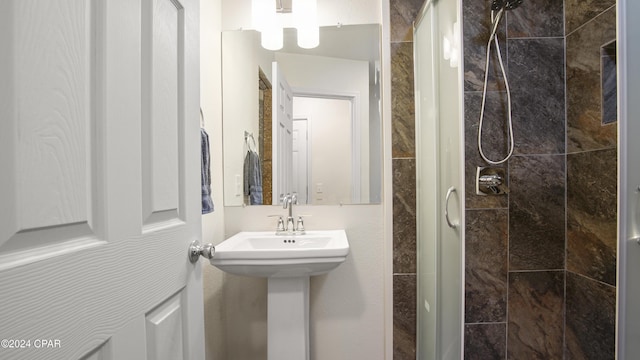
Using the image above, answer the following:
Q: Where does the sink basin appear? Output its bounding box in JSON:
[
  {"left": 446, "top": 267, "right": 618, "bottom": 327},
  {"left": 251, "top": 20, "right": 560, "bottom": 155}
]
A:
[
  {"left": 210, "top": 230, "right": 349, "bottom": 277},
  {"left": 210, "top": 229, "right": 349, "bottom": 359}
]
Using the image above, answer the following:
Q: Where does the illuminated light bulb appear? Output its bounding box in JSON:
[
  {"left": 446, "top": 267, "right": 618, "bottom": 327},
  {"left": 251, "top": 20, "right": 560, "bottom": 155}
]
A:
[
  {"left": 252, "top": 0, "right": 269, "bottom": 32},
  {"left": 297, "top": 25, "right": 319, "bottom": 49},
  {"left": 293, "top": 0, "right": 319, "bottom": 49},
  {"left": 261, "top": 26, "right": 283, "bottom": 50}
]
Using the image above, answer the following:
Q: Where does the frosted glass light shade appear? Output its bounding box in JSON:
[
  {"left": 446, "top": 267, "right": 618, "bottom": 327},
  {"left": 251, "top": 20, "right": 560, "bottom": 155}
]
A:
[
  {"left": 253, "top": 0, "right": 283, "bottom": 50},
  {"left": 261, "top": 26, "right": 283, "bottom": 50},
  {"left": 297, "top": 26, "right": 319, "bottom": 48},
  {"left": 252, "top": 0, "right": 270, "bottom": 32},
  {"left": 293, "top": 0, "right": 318, "bottom": 49},
  {"left": 293, "top": 0, "right": 315, "bottom": 27},
  {"left": 253, "top": 0, "right": 319, "bottom": 50}
]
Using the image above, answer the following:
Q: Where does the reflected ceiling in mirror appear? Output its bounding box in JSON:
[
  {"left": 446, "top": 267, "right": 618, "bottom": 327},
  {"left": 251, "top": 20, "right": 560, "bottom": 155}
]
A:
[{"left": 222, "top": 24, "right": 382, "bottom": 206}]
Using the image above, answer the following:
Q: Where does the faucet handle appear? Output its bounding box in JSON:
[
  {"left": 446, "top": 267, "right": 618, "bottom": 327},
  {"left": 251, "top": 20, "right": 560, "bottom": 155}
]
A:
[
  {"left": 268, "top": 215, "right": 286, "bottom": 231},
  {"left": 296, "top": 216, "right": 305, "bottom": 232}
]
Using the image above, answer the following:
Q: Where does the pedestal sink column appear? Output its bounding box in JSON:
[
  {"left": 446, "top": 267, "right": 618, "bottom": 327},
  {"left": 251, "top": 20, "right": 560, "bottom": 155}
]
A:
[{"left": 267, "top": 276, "right": 310, "bottom": 360}]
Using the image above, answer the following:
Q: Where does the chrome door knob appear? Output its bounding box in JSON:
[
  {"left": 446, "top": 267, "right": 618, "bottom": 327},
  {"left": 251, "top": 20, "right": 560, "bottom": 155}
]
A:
[{"left": 188, "top": 240, "right": 215, "bottom": 263}]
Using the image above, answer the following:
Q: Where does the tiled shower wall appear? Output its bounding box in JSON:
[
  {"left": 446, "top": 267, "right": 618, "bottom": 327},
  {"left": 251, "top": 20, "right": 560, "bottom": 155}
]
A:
[
  {"left": 463, "top": 0, "right": 567, "bottom": 357},
  {"left": 463, "top": 0, "right": 617, "bottom": 358},
  {"left": 390, "top": 0, "right": 423, "bottom": 358},
  {"left": 565, "top": 1, "right": 617, "bottom": 358},
  {"left": 391, "top": 0, "right": 617, "bottom": 358}
]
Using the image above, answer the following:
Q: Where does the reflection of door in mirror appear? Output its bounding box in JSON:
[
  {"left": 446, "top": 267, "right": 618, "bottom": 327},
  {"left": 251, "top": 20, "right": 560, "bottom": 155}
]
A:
[
  {"left": 292, "top": 119, "right": 309, "bottom": 204},
  {"left": 272, "top": 62, "right": 294, "bottom": 204}
]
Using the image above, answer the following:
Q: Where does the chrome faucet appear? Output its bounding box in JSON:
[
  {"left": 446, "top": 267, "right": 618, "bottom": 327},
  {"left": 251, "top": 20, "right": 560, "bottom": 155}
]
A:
[{"left": 277, "top": 193, "right": 305, "bottom": 234}]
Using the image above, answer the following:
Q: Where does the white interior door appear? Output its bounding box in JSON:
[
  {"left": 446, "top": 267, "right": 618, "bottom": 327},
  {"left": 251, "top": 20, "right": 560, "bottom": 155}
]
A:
[
  {"left": 292, "top": 118, "right": 309, "bottom": 204},
  {"left": 272, "top": 62, "right": 293, "bottom": 203},
  {"left": 0, "top": 0, "right": 204, "bottom": 359}
]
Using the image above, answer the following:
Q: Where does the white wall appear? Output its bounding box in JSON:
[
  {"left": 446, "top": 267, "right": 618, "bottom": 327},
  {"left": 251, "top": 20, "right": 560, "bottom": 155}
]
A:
[{"left": 204, "top": 0, "right": 390, "bottom": 359}]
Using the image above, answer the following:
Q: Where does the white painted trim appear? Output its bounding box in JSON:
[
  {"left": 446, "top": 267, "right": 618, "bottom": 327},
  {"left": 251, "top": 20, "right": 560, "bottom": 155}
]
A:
[
  {"left": 617, "top": 0, "right": 626, "bottom": 356},
  {"left": 617, "top": 0, "right": 640, "bottom": 357},
  {"left": 292, "top": 115, "right": 313, "bottom": 204},
  {"left": 616, "top": 0, "right": 640, "bottom": 358},
  {"left": 291, "top": 87, "right": 362, "bottom": 204},
  {"left": 455, "top": 1, "right": 465, "bottom": 357},
  {"left": 413, "top": 4, "right": 439, "bottom": 357},
  {"left": 380, "top": 0, "right": 394, "bottom": 358}
]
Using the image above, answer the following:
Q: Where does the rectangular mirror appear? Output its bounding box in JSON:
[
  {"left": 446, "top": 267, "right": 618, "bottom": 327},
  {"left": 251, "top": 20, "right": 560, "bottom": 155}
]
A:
[{"left": 222, "top": 24, "right": 382, "bottom": 206}]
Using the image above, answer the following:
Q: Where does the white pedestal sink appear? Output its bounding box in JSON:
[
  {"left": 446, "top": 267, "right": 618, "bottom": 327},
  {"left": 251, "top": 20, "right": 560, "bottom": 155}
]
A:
[{"left": 209, "top": 230, "right": 349, "bottom": 360}]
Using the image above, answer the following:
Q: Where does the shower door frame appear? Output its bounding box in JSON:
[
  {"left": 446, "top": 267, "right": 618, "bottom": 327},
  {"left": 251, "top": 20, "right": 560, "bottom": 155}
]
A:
[
  {"left": 617, "top": 0, "right": 640, "bottom": 358},
  {"left": 414, "top": 0, "right": 466, "bottom": 358}
]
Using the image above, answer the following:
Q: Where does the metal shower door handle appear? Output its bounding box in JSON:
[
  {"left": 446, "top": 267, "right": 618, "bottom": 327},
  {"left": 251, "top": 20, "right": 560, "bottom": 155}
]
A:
[{"left": 445, "top": 186, "right": 458, "bottom": 228}]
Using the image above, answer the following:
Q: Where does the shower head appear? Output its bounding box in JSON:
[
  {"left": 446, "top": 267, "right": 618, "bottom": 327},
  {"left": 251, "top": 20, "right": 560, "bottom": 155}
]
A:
[{"left": 491, "top": 0, "right": 523, "bottom": 11}]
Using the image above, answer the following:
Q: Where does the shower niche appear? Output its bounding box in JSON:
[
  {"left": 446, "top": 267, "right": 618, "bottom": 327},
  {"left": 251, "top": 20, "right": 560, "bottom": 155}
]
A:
[{"left": 601, "top": 40, "right": 617, "bottom": 125}]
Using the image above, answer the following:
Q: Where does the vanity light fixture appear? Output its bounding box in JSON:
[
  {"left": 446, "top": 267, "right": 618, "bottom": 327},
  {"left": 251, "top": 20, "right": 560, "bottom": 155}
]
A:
[{"left": 252, "top": 0, "right": 319, "bottom": 50}]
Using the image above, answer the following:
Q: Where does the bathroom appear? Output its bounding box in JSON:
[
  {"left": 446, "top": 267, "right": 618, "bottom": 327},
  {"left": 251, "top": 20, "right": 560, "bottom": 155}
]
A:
[
  {"left": 0, "top": 0, "right": 637, "bottom": 359},
  {"left": 201, "top": 0, "right": 637, "bottom": 359}
]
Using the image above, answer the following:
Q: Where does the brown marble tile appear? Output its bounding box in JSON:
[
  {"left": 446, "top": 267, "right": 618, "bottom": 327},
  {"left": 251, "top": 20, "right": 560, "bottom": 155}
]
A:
[
  {"left": 507, "top": 271, "right": 564, "bottom": 360},
  {"left": 464, "top": 92, "right": 509, "bottom": 209},
  {"left": 465, "top": 323, "right": 506, "bottom": 360},
  {"left": 508, "top": 38, "right": 565, "bottom": 155},
  {"left": 509, "top": 155, "right": 565, "bottom": 270},
  {"left": 390, "top": 0, "right": 425, "bottom": 42},
  {"left": 393, "top": 158, "right": 417, "bottom": 273},
  {"left": 567, "top": 149, "right": 617, "bottom": 286},
  {"left": 262, "top": 160, "right": 272, "bottom": 205},
  {"left": 565, "top": 271, "right": 616, "bottom": 360},
  {"left": 394, "top": 275, "right": 417, "bottom": 359},
  {"left": 391, "top": 42, "right": 416, "bottom": 158},
  {"left": 506, "top": 0, "right": 563, "bottom": 38},
  {"left": 262, "top": 90, "right": 273, "bottom": 204},
  {"left": 463, "top": 0, "right": 507, "bottom": 92},
  {"left": 263, "top": 89, "right": 272, "bottom": 159},
  {"left": 465, "top": 209, "right": 508, "bottom": 323},
  {"left": 566, "top": 7, "right": 617, "bottom": 153},
  {"left": 565, "top": 0, "right": 615, "bottom": 35}
]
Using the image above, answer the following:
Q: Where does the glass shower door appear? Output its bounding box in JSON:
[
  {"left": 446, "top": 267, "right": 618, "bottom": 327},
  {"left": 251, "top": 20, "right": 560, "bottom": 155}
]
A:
[{"left": 415, "top": 0, "right": 464, "bottom": 359}]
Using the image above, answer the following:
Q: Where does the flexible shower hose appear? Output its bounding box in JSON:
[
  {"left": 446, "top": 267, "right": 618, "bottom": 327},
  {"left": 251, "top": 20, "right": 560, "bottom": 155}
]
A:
[{"left": 477, "top": 7, "right": 515, "bottom": 165}]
